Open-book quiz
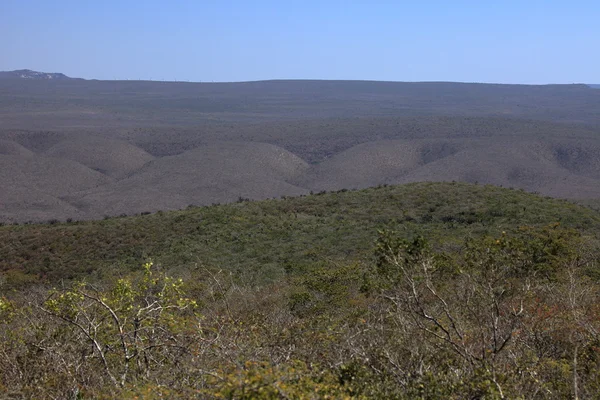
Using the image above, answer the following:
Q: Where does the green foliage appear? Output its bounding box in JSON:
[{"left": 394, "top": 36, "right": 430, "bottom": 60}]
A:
[
  {"left": 0, "top": 297, "right": 14, "bottom": 322},
  {"left": 287, "top": 261, "right": 365, "bottom": 318},
  {"left": 366, "top": 225, "right": 600, "bottom": 398},
  {"left": 42, "top": 261, "right": 199, "bottom": 387},
  {"left": 204, "top": 361, "right": 360, "bottom": 400},
  {"left": 3, "top": 182, "right": 600, "bottom": 289},
  {"left": 3, "top": 184, "right": 600, "bottom": 398},
  {"left": 374, "top": 231, "right": 430, "bottom": 285}
]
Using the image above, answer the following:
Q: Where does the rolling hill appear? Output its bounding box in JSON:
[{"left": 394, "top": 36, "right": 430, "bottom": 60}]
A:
[
  {"left": 2, "top": 182, "right": 599, "bottom": 286},
  {"left": 43, "top": 135, "right": 155, "bottom": 179},
  {"left": 1, "top": 75, "right": 600, "bottom": 222},
  {"left": 3, "top": 181, "right": 600, "bottom": 399}
]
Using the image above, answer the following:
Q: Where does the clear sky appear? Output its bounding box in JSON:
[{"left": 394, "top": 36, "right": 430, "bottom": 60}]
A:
[{"left": 1, "top": 0, "right": 597, "bottom": 84}]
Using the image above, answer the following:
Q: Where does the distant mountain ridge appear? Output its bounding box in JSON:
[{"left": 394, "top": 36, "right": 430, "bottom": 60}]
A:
[
  {"left": 1, "top": 74, "right": 600, "bottom": 222},
  {"left": 589, "top": 84, "right": 600, "bottom": 89},
  {"left": 0, "top": 69, "right": 75, "bottom": 80}
]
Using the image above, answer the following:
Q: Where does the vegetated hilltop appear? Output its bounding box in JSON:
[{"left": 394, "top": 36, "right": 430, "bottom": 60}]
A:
[
  {"left": 2, "top": 182, "right": 599, "bottom": 288},
  {"left": 2, "top": 75, "right": 600, "bottom": 222},
  {"left": 3, "top": 183, "right": 600, "bottom": 398}
]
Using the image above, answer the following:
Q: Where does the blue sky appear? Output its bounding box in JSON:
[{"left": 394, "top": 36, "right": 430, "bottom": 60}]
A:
[{"left": 1, "top": 1, "right": 597, "bottom": 83}]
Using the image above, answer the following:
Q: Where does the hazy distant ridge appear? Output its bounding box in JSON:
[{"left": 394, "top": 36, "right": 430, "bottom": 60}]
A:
[
  {"left": 1, "top": 75, "right": 600, "bottom": 222},
  {"left": 0, "top": 69, "right": 74, "bottom": 80}
]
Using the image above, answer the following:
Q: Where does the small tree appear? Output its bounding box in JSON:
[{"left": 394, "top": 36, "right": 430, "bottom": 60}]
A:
[
  {"left": 42, "top": 261, "right": 198, "bottom": 387},
  {"left": 371, "top": 231, "right": 544, "bottom": 398}
]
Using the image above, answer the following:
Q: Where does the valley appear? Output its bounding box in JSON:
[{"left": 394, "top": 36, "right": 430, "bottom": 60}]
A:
[{"left": 2, "top": 77, "right": 600, "bottom": 222}]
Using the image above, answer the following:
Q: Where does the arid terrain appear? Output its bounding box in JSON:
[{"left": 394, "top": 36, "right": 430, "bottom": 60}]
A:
[{"left": 2, "top": 72, "right": 600, "bottom": 222}]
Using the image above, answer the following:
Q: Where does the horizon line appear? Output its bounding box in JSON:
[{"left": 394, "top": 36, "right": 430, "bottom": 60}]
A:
[{"left": 1, "top": 69, "right": 594, "bottom": 87}]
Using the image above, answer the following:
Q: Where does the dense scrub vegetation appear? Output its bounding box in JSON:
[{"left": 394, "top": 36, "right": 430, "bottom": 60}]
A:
[
  {"left": 2, "top": 183, "right": 600, "bottom": 398},
  {"left": 2, "top": 182, "right": 599, "bottom": 288}
]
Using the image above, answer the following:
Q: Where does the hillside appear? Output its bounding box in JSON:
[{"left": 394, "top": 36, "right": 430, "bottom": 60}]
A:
[
  {"left": 1, "top": 78, "right": 600, "bottom": 222},
  {"left": 3, "top": 183, "right": 600, "bottom": 398},
  {"left": 2, "top": 78, "right": 599, "bottom": 128},
  {"left": 2, "top": 119, "right": 600, "bottom": 222},
  {"left": 2, "top": 182, "right": 599, "bottom": 287}
]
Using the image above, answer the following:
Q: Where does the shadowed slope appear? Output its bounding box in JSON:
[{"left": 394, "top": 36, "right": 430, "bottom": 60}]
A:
[
  {"left": 0, "top": 155, "right": 113, "bottom": 222},
  {"left": 295, "top": 138, "right": 600, "bottom": 198},
  {"left": 0, "top": 155, "right": 113, "bottom": 197},
  {"left": 44, "top": 136, "right": 155, "bottom": 179},
  {"left": 0, "top": 139, "right": 34, "bottom": 157},
  {"left": 294, "top": 139, "right": 458, "bottom": 190},
  {"left": 550, "top": 139, "right": 600, "bottom": 180},
  {"left": 68, "top": 142, "right": 310, "bottom": 217},
  {"left": 400, "top": 141, "right": 600, "bottom": 198},
  {"left": 0, "top": 187, "right": 83, "bottom": 223}
]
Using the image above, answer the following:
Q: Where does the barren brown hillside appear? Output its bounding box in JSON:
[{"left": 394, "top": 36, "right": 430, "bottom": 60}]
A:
[{"left": 1, "top": 76, "right": 600, "bottom": 222}]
